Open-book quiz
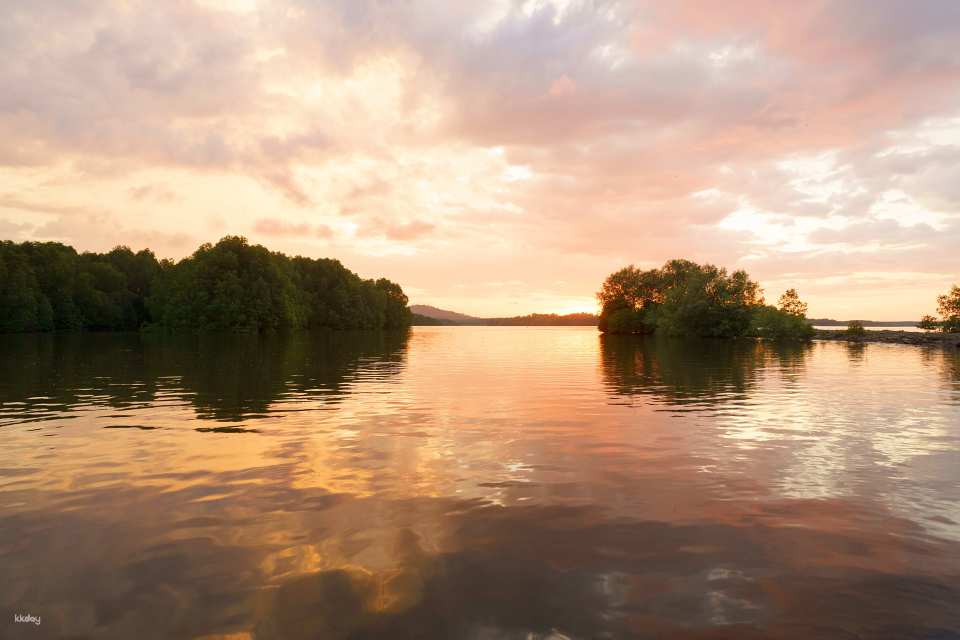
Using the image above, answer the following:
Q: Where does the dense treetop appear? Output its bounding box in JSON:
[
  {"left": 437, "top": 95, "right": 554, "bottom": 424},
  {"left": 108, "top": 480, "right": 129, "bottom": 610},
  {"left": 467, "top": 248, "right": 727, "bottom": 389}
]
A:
[
  {"left": 0, "top": 236, "right": 410, "bottom": 333},
  {"left": 597, "top": 260, "right": 814, "bottom": 340}
]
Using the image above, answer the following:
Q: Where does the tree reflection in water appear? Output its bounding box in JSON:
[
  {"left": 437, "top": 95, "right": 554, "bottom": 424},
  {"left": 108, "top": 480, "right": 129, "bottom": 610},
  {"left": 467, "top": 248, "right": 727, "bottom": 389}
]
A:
[
  {"left": 944, "top": 347, "right": 960, "bottom": 388},
  {"left": 844, "top": 341, "right": 868, "bottom": 365},
  {"left": 0, "top": 330, "right": 410, "bottom": 424},
  {"left": 599, "top": 334, "right": 811, "bottom": 410}
]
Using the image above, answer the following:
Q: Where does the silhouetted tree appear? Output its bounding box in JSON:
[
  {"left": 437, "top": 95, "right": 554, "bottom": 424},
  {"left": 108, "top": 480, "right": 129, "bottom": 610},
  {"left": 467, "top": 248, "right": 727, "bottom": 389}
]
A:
[
  {"left": 918, "top": 314, "right": 940, "bottom": 332},
  {"left": 846, "top": 320, "right": 866, "bottom": 338},
  {"left": 778, "top": 288, "right": 808, "bottom": 317},
  {"left": 937, "top": 285, "right": 960, "bottom": 332},
  {"left": 0, "top": 237, "right": 411, "bottom": 333},
  {"left": 750, "top": 289, "right": 814, "bottom": 340}
]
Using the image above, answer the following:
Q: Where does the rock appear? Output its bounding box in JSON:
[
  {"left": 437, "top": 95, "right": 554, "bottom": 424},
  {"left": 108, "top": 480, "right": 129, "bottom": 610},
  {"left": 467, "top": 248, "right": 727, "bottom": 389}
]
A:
[{"left": 813, "top": 329, "right": 960, "bottom": 349}]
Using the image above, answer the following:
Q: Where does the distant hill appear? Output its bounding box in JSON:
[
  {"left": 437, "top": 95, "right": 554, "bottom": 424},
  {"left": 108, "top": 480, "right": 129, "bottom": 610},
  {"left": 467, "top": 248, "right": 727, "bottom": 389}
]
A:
[
  {"left": 412, "top": 305, "right": 917, "bottom": 329},
  {"left": 409, "top": 305, "right": 598, "bottom": 326},
  {"left": 409, "top": 305, "right": 481, "bottom": 323},
  {"left": 809, "top": 318, "right": 918, "bottom": 327},
  {"left": 410, "top": 312, "right": 456, "bottom": 326}
]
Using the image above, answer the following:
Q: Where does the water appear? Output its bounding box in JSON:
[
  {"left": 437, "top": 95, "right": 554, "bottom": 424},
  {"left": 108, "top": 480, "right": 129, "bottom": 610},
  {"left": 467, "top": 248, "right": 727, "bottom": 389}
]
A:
[{"left": 1, "top": 327, "right": 959, "bottom": 639}]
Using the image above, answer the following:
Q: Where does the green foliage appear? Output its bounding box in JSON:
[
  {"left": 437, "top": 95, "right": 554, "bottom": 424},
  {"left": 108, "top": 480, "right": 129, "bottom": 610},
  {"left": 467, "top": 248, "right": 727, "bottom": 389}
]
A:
[
  {"left": 149, "top": 237, "right": 305, "bottom": 332},
  {"left": 749, "top": 305, "right": 815, "bottom": 340},
  {"left": 0, "top": 237, "right": 411, "bottom": 333},
  {"left": 937, "top": 285, "right": 960, "bottom": 333},
  {"left": 374, "top": 278, "right": 413, "bottom": 329},
  {"left": 918, "top": 314, "right": 940, "bottom": 332},
  {"left": 777, "top": 288, "right": 808, "bottom": 317},
  {"left": 603, "top": 307, "right": 656, "bottom": 334},
  {"left": 846, "top": 320, "right": 867, "bottom": 337},
  {"left": 597, "top": 259, "right": 767, "bottom": 338},
  {"left": 744, "top": 287, "right": 814, "bottom": 339},
  {"left": 286, "top": 255, "right": 410, "bottom": 330}
]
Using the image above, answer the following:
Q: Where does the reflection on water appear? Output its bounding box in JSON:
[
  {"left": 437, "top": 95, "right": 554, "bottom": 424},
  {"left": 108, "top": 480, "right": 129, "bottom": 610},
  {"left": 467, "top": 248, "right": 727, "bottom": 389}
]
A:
[
  {"left": 600, "top": 334, "right": 811, "bottom": 410},
  {"left": 1, "top": 327, "right": 959, "bottom": 639},
  {"left": 843, "top": 340, "right": 868, "bottom": 364},
  {"left": 0, "top": 331, "right": 409, "bottom": 424},
  {"left": 944, "top": 348, "right": 960, "bottom": 391}
]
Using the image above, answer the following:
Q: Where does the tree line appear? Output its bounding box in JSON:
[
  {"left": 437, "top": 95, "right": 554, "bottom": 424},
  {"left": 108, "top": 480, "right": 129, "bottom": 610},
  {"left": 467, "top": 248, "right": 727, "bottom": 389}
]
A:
[
  {"left": 597, "top": 259, "right": 815, "bottom": 339},
  {"left": 484, "top": 312, "right": 597, "bottom": 326},
  {"left": 411, "top": 312, "right": 599, "bottom": 326},
  {"left": 0, "top": 236, "right": 411, "bottom": 333}
]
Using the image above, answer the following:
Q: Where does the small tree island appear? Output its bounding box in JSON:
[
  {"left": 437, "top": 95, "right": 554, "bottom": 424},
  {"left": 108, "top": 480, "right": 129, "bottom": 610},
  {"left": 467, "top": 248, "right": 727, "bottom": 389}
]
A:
[{"left": 597, "top": 260, "right": 814, "bottom": 340}]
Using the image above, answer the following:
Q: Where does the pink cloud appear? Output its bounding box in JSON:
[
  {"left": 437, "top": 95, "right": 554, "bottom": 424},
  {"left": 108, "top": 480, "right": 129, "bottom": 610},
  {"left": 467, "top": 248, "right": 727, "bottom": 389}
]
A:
[
  {"left": 384, "top": 220, "right": 435, "bottom": 241},
  {"left": 253, "top": 218, "right": 336, "bottom": 240},
  {"left": 549, "top": 75, "right": 577, "bottom": 98},
  {"left": 253, "top": 218, "right": 312, "bottom": 236}
]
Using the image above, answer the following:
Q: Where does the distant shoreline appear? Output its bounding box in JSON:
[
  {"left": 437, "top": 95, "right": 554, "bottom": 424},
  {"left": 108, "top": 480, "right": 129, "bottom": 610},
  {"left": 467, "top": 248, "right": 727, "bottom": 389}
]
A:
[
  {"left": 808, "top": 320, "right": 919, "bottom": 327},
  {"left": 814, "top": 329, "right": 960, "bottom": 348}
]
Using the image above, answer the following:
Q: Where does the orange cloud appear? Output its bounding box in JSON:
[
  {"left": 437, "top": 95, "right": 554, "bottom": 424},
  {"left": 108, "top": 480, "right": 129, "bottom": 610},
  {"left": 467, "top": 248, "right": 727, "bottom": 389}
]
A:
[
  {"left": 253, "top": 218, "right": 333, "bottom": 239},
  {"left": 549, "top": 75, "right": 577, "bottom": 98},
  {"left": 384, "top": 221, "right": 436, "bottom": 241}
]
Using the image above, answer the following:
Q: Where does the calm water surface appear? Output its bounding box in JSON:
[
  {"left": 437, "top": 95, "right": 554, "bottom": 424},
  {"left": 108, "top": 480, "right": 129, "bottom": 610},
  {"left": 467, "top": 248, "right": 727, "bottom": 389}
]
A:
[{"left": 2, "top": 327, "right": 959, "bottom": 639}]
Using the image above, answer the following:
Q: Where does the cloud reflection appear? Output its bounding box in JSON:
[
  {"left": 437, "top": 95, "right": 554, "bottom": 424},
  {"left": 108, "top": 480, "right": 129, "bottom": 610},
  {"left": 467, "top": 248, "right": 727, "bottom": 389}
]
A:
[{"left": 4, "top": 482, "right": 959, "bottom": 639}]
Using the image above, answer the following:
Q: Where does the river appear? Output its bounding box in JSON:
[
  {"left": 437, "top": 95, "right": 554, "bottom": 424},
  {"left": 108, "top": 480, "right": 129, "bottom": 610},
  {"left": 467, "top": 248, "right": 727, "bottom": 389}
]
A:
[{"left": 1, "top": 327, "right": 959, "bottom": 639}]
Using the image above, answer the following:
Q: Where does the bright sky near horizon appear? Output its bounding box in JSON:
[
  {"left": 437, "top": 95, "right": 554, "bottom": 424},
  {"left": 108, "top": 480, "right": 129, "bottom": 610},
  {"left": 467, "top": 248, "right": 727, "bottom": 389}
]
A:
[{"left": 1, "top": 1, "right": 958, "bottom": 319}]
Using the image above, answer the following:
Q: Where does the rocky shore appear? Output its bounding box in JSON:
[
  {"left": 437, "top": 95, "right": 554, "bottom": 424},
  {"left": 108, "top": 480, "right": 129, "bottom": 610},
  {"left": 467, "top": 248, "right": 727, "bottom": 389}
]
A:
[{"left": 814, "top": 329, "right": 960, "bottom": 348}]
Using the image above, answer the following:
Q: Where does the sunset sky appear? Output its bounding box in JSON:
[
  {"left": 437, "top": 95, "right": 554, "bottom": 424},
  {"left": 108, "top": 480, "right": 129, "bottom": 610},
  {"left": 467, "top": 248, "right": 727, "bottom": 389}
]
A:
[{"left": 1, "top": 0, "right": 958, "bottom": 319}]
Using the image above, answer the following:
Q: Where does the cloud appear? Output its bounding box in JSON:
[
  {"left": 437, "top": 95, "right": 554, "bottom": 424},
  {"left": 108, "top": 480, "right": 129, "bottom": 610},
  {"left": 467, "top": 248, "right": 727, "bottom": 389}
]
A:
[
  {"left": 0, "top": 196, "right": 101, "bottom": 217},
  {"left": 129, "top": 184, "right": 178, "bottom": 204},
  {"left": 1, "top": 0, "right": 959, "bottom": 317},
  {"left": 29, "top": 211, "right": 194, "bottom": 256},
  {"left": 253, "top": 218, "right": 334, "bottom": 239},
  {"left": 0, "top": 218, "right": 32, "bottom": 236},
  {"left": 807, "top": 220, "right": 943, "bottom": 249},
  {"left": 383, "top": 220, "right": 436, "bottom": 241},
  {"left": 548, "top": 74, "right": 577, "bottom": 97},
  {"left": 253, "top": 218, "right": 312, "bottom": 236}
]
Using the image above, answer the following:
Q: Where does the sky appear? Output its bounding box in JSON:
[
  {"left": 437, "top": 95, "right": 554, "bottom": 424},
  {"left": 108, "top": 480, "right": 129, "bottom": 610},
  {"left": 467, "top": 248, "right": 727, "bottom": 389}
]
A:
[{"left": 1, "top": 0, "right": 959, "bottom": 319}]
